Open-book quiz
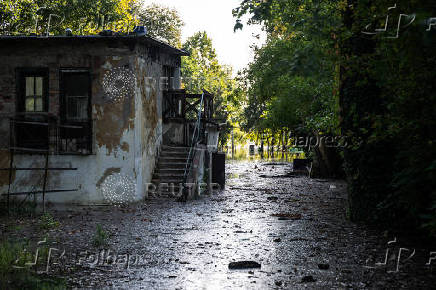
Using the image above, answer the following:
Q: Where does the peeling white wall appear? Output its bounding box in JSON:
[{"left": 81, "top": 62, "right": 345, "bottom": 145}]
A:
[{"left": 0, "top": 39, "right": 183, "bottom": 204}]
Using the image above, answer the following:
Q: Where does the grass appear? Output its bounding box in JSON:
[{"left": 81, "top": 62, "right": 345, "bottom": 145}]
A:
[
  {"left": 0, "top": 240, "right": 66, "bottom": 289},
  {"left": 92, "top": 224, "right": 109, "bottom": 248},
  {"left": 39, "top": 213, "right": 60, "bottom": 230},
  {"left": 0, "top": 200, "right": 37, "bottom": 218}
]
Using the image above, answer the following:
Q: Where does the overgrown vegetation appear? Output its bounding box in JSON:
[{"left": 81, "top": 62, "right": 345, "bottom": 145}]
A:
[
  {"left": 0, "top": 240, "right": 66, "bottom": 289},
  {"left": 39, "top": 212, "right": 60, "bottom": 230},
  {"left": 234, "top": 0, "right": 436, "bottom": 236},
  {"left": 92, "top": 224, "right": 109, "bottom": 247},
  {"left": 0, "top": 0, "right": 139, "bottom": 35},
  {"left": 0, "top": 200, "right": 37, "bottom": 218},
  {"left": 181, "top": 31, "right": 241, "bottom": 146}
]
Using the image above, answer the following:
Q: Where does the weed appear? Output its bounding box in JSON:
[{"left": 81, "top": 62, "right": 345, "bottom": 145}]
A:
[
  {"left": 0, "top": 200, "right": 37, "bottom": 218},
  {"left": 39, "top": 213, "right": 60, "bottom": 230},
  {"left": 92, "top": 224, "right": 108, "bottom": 247},
  {"left": 0, "top": 240, "right": 66, "bottom": 289}
]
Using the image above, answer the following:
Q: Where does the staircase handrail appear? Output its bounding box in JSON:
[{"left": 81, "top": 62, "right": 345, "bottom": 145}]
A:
[{"left": 181, "top": 91, "right": 205, "bottom": 198}]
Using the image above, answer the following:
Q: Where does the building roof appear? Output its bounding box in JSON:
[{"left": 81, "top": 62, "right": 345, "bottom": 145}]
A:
[{"left": 0, "top": 34, "right": 190, "bottom": 56}]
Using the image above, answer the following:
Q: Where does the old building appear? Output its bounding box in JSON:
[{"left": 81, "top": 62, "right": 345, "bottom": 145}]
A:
[{"left": 0, "top": 34, "right": 220, "bottom": 206}]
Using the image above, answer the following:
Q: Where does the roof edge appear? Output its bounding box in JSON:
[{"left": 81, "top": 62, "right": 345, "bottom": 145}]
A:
[{"left": 0, "top": 34, "right": 190, "bottom": 56}]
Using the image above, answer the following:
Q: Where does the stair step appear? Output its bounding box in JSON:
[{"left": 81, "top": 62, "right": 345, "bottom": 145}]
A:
[
  {"left": 161, "top": 145, "right": 191, "bottom": 152},
  {"left": 152, "top": 178, "right": 184, "bottom": 183},
  {"left": 157, "top": 162, "right": 187, "bottom": 169},
  {"left": 153, "top": 174, "right": 184, "bottom": 180},
  {"left": 155, "top": 168, "right": 185, "bottom": 173},
  {"left": 148, "top": 145, "right": 194, "bottom": 198},
  {"left": 160, "top": 152, "right": 190, "bottom": 158},
  {"left": 151, "top": 184, "right": 183, "bottom": 189},
  {"left": 158, "top": 157, "right": 188, "bottom": 162},
  {"left": 150, "top": 183, "right": 183, "bottom": 189}
]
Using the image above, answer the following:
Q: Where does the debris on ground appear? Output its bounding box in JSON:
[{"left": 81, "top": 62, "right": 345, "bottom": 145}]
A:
[
  {"left": 2, "top": 161, "right": 434, "bottom": 288},
  {"left": 271, "top": 213, "right": 302, "bottom": 220},
  {"left": 228, "top": 261, "right": 261, "bottom": 269},
  {"left": 301, "top": 275, "right": 316, "bottom": 283},
  {"left": 318, "top": 263, "right": 330, "bottom": 270}
]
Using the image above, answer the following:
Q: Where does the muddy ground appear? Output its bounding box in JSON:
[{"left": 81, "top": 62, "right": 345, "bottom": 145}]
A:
[{"left": 1, "top": 161, "right": 435, "bottom": 289}]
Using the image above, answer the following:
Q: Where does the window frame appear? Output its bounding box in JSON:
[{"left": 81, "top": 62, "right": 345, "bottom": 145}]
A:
[
  {"left": 16, "top": 68, "right": 49, "bottom": 113},
  {"left": 58, "top": 68, "right": 93, "bottom": 155},
  {"left": 162, "top": 65, "right": 175, "bottom": 91},
  {"left": 59, "top": 68, "right": 92, "bottom": 123}
]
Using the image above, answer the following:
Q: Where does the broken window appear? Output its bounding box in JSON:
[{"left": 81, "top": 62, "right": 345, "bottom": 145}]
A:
[{"left": 59, "top": 70, "right": 92, "bottom": 154}]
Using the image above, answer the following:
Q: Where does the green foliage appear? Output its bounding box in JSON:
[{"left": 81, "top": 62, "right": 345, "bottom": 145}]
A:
[
  {"left": 39, "top": 213, "right": 60, "bottom": 230},
  {"left": 137, "top": 4, "right": 184, "bottom": 47},
  {"left": 0, "top": 200, "right": 37, "bottom": 217},
  {"left": 236, "top": 0, "right": 340, "bottom": 142},
  {"left": 92, "top": 224, "right": 108, "bottom": 247},
  {"left": 0, "top": 240, "right": 66, "bottom": 289},
  {"left": 338, "top": 0, "right": 436, "bottom": 234},
  {"left": 181, "top": 31, "right": 240, "bottom": 145},
  {"left": 0, "top": 0, "right": 140, "bottom": 35},
  {"left": 235, "top": 0, "right": 436, "bottom": 236}
]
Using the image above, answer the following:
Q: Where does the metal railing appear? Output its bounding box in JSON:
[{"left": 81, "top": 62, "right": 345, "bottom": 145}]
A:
[
  {"left": 9, "top": 116, "right": 93, "bottom": 155},
  {"left": 181, "top": 91, "right": 205, "bottom": 200}
]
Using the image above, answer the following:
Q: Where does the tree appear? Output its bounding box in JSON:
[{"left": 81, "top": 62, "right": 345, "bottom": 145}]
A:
[
  {"left": 0, "top": 0, "right": 139, "bottom": 35},
  {"left": 181, "top": 31, "right": 238, "bottom": 145},
  {"left": 235, "top": 0, "right": 436, "bottom": 236},
  {"left": 234, "top": 0, "right": 341, "bottom": 175},
  {"left": 137, "top": 4, "right": 184, "bottom": 48}
]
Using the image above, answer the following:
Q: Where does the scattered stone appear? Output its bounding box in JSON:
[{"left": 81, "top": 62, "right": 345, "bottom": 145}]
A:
[
  {"left": 260, "top": 174, "right": 296, "bottom": 178},
  {"left": 228, "top": 261, "right": 261, "bottom": 269},
  {"left": 277, "top": 217, "right": 289, "bottom": 220},
  {"left": 318, "top": 263, "right": 329, "bottom": 270},
  {"left": 271, "top": 213, "right": 302, "bottom": 220},
  {"left": 301, "top": 275, "right": 316, "bottom": 283}
]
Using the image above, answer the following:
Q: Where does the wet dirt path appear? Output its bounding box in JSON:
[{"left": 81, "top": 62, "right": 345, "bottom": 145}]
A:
[{"left": 3, "top": 161, "right": 435, "bottom": 289}]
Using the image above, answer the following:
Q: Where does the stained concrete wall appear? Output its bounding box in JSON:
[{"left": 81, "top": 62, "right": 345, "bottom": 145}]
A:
[{"left": 0, "top": 38, "right": 182, "bottom": 204}]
